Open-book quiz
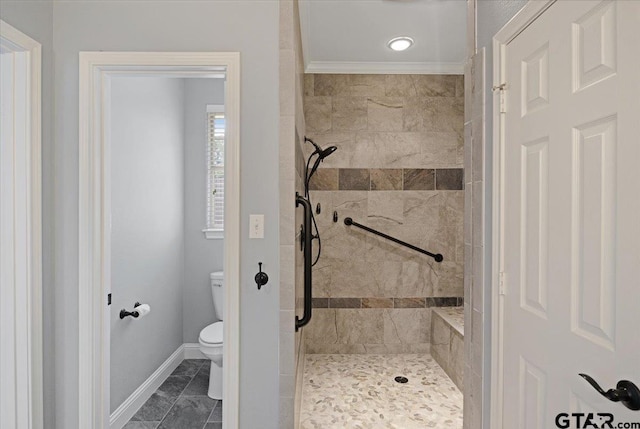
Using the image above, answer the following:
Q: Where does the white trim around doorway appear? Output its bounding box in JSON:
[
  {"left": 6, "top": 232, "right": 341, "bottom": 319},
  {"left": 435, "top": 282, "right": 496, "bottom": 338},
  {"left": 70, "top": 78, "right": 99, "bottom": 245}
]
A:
[
  {"left": 0, "top": 19, "right": 43, "bottom": 429},
  {"left": 78, "top": 52, "right": 241, "bottom": 429}
]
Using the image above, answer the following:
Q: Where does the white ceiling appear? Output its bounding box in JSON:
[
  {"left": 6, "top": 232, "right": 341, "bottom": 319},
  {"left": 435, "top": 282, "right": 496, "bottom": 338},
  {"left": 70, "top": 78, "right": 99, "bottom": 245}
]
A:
[{"left": 299, "top": 0, "right": 467, "bottom": 74}]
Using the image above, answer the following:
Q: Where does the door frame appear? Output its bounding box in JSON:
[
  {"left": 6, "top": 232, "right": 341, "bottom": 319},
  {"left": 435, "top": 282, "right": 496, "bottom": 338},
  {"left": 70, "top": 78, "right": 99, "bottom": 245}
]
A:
[
  {"left": 0, "top": 20, "right": 43, "bottom": 429},
  {"left": 77, "top": 52, "right": 241, "bottom": 429},
  {"left": 489, "top": 2, "right": 556, "bottom": 428}
]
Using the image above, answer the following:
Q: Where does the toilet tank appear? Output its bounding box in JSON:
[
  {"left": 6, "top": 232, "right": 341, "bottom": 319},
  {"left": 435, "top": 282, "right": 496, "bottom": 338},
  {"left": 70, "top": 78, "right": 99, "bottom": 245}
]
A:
[{"left": 210, "top": 271, "right": 224, "bottom": 320}]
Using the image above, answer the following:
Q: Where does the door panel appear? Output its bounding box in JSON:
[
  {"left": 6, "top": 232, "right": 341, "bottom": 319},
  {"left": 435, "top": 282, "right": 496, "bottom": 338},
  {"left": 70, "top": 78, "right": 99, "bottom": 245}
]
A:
[
  {"left": 502, "top": 1, "right": 640, "bottom": 426},
  {"left": 571, "top": 116, "right": 617, "bottom": 350},
  {"left": 520, "top": 137, "right": 549, "bottom": 320}
]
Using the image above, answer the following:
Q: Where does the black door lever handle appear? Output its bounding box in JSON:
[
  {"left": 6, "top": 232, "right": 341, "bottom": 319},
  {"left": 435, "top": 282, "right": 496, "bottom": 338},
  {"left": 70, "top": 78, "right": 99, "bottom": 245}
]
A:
[{"left": 579, "top": 374, "right": 640, "bottom": 411}]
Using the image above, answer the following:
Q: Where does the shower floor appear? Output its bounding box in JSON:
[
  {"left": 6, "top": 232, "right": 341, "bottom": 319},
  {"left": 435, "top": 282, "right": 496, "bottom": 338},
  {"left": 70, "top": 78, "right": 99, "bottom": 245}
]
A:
[{"left": 300, "top": 353, "right": 462, "bottom": 429}]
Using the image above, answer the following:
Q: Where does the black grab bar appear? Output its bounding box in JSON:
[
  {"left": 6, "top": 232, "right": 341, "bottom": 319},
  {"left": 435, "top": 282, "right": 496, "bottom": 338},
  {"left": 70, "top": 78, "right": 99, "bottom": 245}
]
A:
[
  {"left": 295, "top": 193, "right": 313, "bottom": 331},
  {"left": 344, "top": 217, "right": 443, "bottom": 262}
]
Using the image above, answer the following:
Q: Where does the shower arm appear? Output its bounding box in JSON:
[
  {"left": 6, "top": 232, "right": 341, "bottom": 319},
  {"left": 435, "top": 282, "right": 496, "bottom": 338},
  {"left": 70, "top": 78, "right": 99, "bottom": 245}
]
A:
[{"left": 344, "top": 217, "right": 443, "bottom": 262}]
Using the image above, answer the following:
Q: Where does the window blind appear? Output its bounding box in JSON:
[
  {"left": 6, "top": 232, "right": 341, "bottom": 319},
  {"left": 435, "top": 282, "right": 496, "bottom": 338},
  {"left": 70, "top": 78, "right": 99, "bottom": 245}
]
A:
[{"left": 207, "top": 110, "right": 225, "bottom": 231}]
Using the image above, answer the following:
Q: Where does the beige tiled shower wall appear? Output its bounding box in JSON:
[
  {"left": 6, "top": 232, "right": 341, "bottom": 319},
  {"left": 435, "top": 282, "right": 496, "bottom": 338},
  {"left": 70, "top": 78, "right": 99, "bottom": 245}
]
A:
[
  {"left": 293, "top": 122, "right": 307, "bottom": 426},
  {"left": 278, "top": 1, "right": 307, "bottom": 427},
  {"left": 303, "top": 74, "right": 465, "bottom": 354},
  {"left": 463, "top": 48, "right": 486, "bottom": 429}
]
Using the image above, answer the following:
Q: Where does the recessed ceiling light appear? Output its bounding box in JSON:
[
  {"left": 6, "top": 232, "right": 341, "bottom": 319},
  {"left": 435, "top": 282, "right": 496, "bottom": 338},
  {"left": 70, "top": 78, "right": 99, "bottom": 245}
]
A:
[{"left": 387, "top": 36, "right": 414, "bottom": 52}]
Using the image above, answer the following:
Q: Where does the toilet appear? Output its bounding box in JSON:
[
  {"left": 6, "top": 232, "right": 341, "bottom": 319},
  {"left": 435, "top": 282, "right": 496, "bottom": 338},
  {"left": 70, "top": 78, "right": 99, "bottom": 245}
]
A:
[{"left": 199, "top": 271, "right": 224, "bottom": 399}]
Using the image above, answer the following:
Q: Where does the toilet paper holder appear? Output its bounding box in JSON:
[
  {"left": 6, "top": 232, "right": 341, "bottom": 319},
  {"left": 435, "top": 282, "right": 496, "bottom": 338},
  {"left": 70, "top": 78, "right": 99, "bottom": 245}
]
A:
[{"left": 120, "top": 302, "right": 142, "bottom": 319}]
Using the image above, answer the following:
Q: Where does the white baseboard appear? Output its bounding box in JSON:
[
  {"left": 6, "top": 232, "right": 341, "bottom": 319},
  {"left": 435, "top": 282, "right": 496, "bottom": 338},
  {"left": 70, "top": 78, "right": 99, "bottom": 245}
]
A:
[
  {"left": 184, "top": 343, "right": 205, "bottom": 359},
  {"left": 109, "top": 344, "right": 185, "bottom": 429}
]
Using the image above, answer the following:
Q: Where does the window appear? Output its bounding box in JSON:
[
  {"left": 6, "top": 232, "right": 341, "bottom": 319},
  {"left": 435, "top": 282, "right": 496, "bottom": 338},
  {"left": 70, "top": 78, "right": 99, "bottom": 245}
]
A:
[{"left": 204, "top": 105, "right": 225, "bottom": 239}]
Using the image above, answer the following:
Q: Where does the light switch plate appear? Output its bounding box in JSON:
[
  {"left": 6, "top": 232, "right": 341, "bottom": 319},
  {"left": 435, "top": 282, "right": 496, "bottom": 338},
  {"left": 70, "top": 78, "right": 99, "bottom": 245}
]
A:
[{"left": 249, "top": 214, "right": 264, "bottom": 239}]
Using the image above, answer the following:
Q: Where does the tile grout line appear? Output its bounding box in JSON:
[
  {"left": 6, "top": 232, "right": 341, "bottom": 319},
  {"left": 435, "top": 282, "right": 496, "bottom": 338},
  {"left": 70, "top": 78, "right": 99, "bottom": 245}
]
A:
[
  {"left": 155, "top": 366, "right": 196, "bottom": 428},
  {"left": 128, "top": 359, "right": 212, "bottom": 428},
  {"left": 154, "top": 359, "right": 204, "bottom": 428},
  {"left": 184, "top": 360, "right": 220, "bottom": 428},
  {"left": 204, "top": 400, "right": 220, "bottom": 427}
]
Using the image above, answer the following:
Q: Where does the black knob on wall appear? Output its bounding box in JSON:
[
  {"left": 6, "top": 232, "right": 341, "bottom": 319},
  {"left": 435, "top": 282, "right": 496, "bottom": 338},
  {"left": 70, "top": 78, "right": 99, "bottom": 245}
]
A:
[{"left": 255, "top": 262, "right": 269, "bottom": 290}]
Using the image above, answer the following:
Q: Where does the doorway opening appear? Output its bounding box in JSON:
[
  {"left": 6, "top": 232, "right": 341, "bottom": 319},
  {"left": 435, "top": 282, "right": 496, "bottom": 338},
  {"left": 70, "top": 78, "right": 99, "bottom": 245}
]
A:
[
  {"left": 297, "top": 73, "right": 466, "bottom": 428},
  {"left": 77, "top": 52, "right": 240, "bottom": 429}
]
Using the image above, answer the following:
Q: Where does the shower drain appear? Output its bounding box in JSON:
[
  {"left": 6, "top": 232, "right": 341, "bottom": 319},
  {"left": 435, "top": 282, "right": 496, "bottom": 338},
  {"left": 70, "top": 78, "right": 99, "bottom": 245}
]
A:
[{"left": 394, "top": 376, "right": 409, "bottom": 384}]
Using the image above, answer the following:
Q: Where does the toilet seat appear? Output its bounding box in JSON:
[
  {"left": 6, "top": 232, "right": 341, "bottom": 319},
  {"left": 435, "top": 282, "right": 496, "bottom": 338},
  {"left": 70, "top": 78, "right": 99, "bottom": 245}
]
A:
[{"left": 199, "top": 322, "right": 223, "bottom": 345}]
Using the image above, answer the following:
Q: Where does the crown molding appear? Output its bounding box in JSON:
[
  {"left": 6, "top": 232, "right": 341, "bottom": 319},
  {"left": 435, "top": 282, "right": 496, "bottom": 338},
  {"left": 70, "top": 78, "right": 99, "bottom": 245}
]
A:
[{"left": 304, "top": 61, "right": 464, "bottom": 75}]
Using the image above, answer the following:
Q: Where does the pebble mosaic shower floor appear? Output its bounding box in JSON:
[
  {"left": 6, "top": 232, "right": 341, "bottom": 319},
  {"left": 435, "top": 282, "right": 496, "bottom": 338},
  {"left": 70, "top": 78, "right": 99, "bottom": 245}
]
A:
[{"left": 300, "top": 354, "right": 463, "bottom": 429}]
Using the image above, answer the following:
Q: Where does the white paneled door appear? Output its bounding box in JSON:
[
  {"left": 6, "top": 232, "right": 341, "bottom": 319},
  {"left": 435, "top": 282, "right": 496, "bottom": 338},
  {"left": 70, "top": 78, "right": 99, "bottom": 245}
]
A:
[{"left": 501, "top": 1, "right": 640, "bottom": 428}]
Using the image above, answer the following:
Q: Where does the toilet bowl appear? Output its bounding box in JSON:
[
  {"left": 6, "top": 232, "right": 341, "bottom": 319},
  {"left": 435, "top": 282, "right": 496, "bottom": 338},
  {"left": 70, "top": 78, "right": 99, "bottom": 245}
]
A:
[
  {"left": 199, "top": 271, "right": 224, "bottom": 399},
  {"left": 199, "top": 321, "right": 223, "bottom": 399}
]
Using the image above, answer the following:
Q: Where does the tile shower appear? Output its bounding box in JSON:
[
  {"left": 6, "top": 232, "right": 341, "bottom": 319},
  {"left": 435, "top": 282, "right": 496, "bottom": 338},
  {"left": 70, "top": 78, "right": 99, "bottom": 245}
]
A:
[
  {"left": 299, "top": 74, "right": 465, "bottom": 427},
  {"left": 303, "top": 74, "right": 464, "bottom": 353}
]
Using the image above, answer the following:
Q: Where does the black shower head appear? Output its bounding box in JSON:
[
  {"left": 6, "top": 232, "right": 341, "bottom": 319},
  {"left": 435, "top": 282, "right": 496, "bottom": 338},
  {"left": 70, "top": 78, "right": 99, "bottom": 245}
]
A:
[
  {"left": 318, "top": 145, "right": 337, "bottom": 160},
  {"left": 308, "top": 145, "right": 338, "bottom": 182}
]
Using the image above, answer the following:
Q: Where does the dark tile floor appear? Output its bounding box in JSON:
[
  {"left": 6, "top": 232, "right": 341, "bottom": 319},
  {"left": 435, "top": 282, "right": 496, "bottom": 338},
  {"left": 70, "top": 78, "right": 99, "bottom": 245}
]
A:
[{"left": 125, "top": 359, "right": 222, "bottom": 429}]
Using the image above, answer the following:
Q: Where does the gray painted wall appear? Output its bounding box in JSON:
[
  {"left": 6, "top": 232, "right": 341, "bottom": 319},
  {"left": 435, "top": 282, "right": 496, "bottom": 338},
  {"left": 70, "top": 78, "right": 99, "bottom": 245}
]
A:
[
  {"left": 475, "top": 0, "right": 526, "bottom": 427},
  {"left": 109, "top": 77, "right": 186, "bottom": 412},
  {"left": 477, "top": 0, "right": 528, "bottom": 50},
  {"left": 0, "top": 0, "right": 55, "bottom": 424},
  {"left": 51, "top": 2, "right": 280, "bottom": 428},
  {"left": 183, "top": 78, "right": 225, "bottom": 343}
]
